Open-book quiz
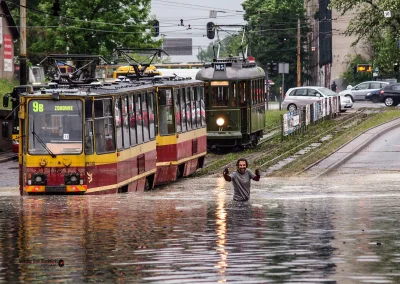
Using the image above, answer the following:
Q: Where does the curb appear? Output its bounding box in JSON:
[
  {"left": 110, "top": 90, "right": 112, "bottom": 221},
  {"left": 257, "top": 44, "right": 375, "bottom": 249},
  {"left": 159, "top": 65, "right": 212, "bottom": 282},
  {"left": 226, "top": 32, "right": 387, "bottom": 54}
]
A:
[
  {"left": 0, "top": 151, "right": 18, "bottom": 163},
  {"left": 318, "top": 117, "right": 400, "bottom": 176}
]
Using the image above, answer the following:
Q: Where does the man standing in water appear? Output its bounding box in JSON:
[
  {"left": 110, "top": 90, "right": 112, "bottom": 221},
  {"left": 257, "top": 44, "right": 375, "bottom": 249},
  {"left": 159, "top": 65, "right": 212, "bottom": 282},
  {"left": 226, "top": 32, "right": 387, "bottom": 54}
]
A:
[{"left": 223, "top": 158, "right": 260, "bottom": 201}]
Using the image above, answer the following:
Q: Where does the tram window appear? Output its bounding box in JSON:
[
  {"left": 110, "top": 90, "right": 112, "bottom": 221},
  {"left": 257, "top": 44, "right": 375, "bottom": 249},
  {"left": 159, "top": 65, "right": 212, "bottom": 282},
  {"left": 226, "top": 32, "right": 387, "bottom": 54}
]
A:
[
  {"left": 128, "top": 96, "right": 137, "bottom": 146},
  {"left": 85, "top": 99, "right": 94, "bottom": 154},
  {"left": 122, "top": 96, "right": 130, "bottom": 148},
  {"left": 136, "top": 94, "right": 144, "bottom": 144},
  {"left": 231, "top": 83, "right": 237, "bottom": 107},
  {"left": 180, "top": 88, "right": 187, "bottom": 132},
  {"left": 94, "top": 98, "right": 112, "bottom": 117},
  {"left": 174, "top": 89, "right": 182, "bottom": 133},
  {"left": 94, "top": 98, "right": 115, "bottom": 154},
  {"left": 191, "top": 87, "right": 197, "bottom": 128},
  {"left": 212, "top": 86, "right": 229, "bottom": 107},
  {"left": 142, "top": 93, "right": 150, "bottom": 142},
  {"left": 200, "top": 87, "right": 206, "bottom": 127},
  {"left": 147, "top": 92, "right": 156, "bottom": 139},
  {"left": 251, "top": 81, "right": 255, "bottom": 104},
  {"left": 115, "top": 98, "right": 123, "bottom": 150},
  {"left": 85, "top": 120, "right": 94, "bottom": 154},
  {"left": 195, "top": 86, "right": 201, "bottom": 127},
  {"left": 240, "top": 82, "right": 246, "bottom": 106},
  {"left": 158, "top": 89, "right": 175, "bottom": 135},
  {"left": 185, "top": 88, "right": 192, "bottom": 130},
  {"left": 263, "top": 79, "right": 266, "bottom": 102}
]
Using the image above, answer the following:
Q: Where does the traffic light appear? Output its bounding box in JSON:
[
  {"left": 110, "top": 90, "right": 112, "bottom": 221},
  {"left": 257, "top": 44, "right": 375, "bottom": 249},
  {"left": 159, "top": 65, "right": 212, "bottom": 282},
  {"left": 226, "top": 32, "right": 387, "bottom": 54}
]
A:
[
  {"left": 206, "top": 22, "right": 215, "bottom": 39},
  {"left": 153, "top": 20, "right": 159, "bottom": 37},
  {"left": 267, "top": 62, "right": 277, "bottom": 74},
  {"left": 357, "top": 64, "right": 372, "bottom": 72}
]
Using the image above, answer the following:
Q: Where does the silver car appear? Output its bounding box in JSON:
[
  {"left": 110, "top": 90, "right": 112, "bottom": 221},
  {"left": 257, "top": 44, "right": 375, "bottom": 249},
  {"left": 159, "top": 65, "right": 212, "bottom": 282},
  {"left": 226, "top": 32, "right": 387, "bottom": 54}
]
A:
[
  {"left": 282, "top": 86, "right": 353, "bottom": 112},
  {"left": 339, "top": 81, "right": 389, "bottom": 102}
]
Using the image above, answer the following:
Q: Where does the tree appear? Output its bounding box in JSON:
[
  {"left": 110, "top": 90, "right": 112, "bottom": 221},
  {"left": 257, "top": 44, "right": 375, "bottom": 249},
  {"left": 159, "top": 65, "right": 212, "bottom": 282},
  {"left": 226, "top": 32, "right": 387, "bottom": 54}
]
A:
[
  {"left": 242, "top": 0, "right": 311, "bottom": 93},
  {"left": 10, "top": 0, "right": 161, "bottom": 64},
  {"left": 197, "top": 34, "right": 244, "bottom": 62},
  {"left": 340, "top": 54, "right": 371, "bottom": 87}
]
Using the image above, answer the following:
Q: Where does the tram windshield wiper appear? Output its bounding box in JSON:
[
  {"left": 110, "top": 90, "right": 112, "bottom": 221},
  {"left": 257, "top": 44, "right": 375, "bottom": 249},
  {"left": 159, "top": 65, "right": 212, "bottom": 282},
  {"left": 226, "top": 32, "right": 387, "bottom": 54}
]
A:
[{"left": 31, "top": 131, "right": 57, "bottom": 158}]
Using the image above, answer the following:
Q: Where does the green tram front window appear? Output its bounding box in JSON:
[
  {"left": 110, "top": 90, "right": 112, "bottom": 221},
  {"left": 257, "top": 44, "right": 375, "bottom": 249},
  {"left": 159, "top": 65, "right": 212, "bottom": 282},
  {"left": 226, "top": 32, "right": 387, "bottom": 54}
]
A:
[
  {"left": 28, "top": 100, "right": 83, "bottom": 155},
  {"left": 211, "top": 81, "right": 229, "bottom": 107}
]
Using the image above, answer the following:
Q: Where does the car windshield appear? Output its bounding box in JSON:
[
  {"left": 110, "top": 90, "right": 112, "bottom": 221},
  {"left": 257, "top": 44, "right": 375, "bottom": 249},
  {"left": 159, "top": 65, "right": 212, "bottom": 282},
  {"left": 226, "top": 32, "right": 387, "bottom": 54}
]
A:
[
  {"left": 318, "top": 87, "right": 338, "bottom": 96},
  {"left": 28, "top": 99, "right": 83, "bottom": 155}
]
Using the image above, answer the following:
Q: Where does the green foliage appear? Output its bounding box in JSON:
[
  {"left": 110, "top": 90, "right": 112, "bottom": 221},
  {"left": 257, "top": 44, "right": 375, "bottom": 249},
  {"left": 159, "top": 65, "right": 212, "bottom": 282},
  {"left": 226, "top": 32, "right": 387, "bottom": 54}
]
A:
[
  {"left": 10, "top": 0, "right": 161, "bottom": 64},
  {"left": 340, "top": 54, "right": 372, "bottom": 87},
  {"left": 197, "top": 34, "right": 243, "bottom": 62},
  {"left": 242, "top": 0, "right": 311, "bottom": 93},
  {"left": 371, "top": 35, "right": 400, "bottom": 75},
  {"left": 265, "top": 110, "right": 285, "bottom": 129},
  {"left": 0, "top": 79, "right": 18, "bottom": 111}
]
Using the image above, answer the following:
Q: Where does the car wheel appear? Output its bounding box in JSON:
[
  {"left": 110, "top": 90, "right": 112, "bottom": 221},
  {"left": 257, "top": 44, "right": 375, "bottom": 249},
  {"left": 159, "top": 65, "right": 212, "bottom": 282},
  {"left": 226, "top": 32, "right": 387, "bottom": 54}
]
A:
[
  {"left": 384, "top": 97, "right": 394, "bottom": 107},
  {"left": 345, "top": 95, "right": 354, "bottom": 103},
  {"left": 288, "top": 104, "right": 297, "bottom": 112},
  {"left": 371, "top": 96, "right": 380, "bottom": 103}
]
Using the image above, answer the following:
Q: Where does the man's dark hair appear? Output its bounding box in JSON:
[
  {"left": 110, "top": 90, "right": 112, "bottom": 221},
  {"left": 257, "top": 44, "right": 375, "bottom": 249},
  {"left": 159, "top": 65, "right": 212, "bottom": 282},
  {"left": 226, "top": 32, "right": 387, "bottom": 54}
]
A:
[{"left": 236, "top": 158, "right": 248, "bottom": 167}]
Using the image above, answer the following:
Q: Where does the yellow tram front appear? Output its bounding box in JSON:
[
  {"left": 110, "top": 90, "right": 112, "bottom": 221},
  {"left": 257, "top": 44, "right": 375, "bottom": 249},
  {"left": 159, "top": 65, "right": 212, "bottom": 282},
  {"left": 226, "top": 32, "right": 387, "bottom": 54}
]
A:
[{"left": 21, "top": 93, "right": 87, "bottom": 194}]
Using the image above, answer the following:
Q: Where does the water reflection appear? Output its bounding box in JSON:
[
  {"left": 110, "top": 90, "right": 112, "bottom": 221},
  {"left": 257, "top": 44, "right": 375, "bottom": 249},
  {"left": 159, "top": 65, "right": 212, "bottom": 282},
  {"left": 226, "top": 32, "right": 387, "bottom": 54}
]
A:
[
  {"left": 1, "top": 177, "right": 400, "bottom": 282},
  {"left": 215, "top": 179, "right": 227, "bottom": 281}
]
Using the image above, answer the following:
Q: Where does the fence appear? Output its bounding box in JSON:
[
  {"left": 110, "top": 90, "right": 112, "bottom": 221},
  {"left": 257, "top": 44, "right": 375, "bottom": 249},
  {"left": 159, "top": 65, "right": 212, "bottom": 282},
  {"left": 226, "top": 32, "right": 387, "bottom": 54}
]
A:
[{"left": 282, "top": 96, "right": 340, "bottom": 137}]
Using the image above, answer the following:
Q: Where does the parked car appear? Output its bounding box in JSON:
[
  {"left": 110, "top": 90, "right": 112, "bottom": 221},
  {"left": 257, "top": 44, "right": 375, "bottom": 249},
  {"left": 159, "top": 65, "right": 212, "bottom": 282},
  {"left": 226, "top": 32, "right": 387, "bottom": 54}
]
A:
[
  {"left": 339, "top": 81, "right": 389, "bottom": 102},
  {"left": 365, "top": 89, "right": 383, "bottom": 103},
  {"left": 379, "top": 83, "right": 400, "bottom": 106},
  {"left": 282, "top": 86, "right": 353, "bottom": 112}
]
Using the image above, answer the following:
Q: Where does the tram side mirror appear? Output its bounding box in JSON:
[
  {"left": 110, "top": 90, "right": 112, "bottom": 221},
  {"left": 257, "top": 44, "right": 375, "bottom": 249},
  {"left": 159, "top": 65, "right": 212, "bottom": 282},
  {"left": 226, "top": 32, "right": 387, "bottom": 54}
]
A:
[
  {"left": 2, "top": 94, "right": 10, "bottom": 108},
  {"left": 2, "top": 121, "right": 9, "bottom": 138}
]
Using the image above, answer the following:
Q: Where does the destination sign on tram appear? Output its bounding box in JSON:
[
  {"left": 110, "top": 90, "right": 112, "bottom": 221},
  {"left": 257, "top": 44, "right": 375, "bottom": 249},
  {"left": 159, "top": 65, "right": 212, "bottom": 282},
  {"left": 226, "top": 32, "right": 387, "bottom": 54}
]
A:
[{"left": 214, "top": 63, "right": 226, "bottom": 71}]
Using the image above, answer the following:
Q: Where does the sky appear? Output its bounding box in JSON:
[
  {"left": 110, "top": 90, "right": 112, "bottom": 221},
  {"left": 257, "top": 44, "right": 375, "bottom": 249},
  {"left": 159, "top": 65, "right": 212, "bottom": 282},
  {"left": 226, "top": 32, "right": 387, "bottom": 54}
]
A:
[{"left": 150, "top": 0, "right": 246, "bottom": 62}]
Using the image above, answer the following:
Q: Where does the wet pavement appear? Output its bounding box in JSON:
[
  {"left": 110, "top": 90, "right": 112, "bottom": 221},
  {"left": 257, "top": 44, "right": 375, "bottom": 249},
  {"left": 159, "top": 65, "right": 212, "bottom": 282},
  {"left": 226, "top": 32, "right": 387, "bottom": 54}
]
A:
[{"left": 1, "top": 170, "right": 400, "bottom": 283}]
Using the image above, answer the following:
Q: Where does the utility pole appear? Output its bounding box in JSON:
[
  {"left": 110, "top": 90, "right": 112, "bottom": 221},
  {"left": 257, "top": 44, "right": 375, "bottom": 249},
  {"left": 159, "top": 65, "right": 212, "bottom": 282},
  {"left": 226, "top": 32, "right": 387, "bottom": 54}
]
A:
[
  {"left": 20, "top": 0, "right": 27, "bottom": 85},
  {"left": 297, "top": 18, "right": 301, "bottom": 87}
]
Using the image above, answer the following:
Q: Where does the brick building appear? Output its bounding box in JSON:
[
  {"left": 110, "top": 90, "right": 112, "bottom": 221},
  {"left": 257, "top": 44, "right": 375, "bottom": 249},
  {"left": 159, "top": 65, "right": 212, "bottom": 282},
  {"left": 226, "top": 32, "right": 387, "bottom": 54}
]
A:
[
  {"left": 0, "top": 0, "right": 19, "bottom": 80},
  {"left": 0, "top": 0, "right": 19, "bottom": 151}
]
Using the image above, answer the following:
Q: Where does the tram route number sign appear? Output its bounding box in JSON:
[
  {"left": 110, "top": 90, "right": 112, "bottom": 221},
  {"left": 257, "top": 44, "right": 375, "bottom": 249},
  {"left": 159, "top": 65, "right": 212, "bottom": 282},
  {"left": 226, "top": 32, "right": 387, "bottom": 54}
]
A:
[{"left": 214, "top": 63, "right": 226, "bottom": 71}]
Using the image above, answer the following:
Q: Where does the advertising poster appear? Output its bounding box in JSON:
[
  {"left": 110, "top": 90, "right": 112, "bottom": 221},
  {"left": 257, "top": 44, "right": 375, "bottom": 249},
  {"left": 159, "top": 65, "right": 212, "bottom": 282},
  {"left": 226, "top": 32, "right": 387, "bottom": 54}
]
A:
[{"left": 3, "top": 34, "right": 13, "bottom": 72}]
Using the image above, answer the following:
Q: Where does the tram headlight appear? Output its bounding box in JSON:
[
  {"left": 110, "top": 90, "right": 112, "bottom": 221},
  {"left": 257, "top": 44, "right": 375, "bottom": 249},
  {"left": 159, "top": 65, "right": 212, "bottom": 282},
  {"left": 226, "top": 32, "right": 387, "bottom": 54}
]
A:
[
  {"left": 31, "top": 173, "right": 47, "bottom": 185},
  {"left": 65, "top": 173, "right": 80, "bottom": 185},
  {"left": 216, "top": 118, "right": 225, "bottom": 126}
]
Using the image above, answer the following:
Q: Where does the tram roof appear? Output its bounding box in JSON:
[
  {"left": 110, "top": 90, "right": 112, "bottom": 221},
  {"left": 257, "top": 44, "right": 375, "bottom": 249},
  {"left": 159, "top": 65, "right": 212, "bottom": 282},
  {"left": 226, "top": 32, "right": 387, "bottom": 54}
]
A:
[
  {"left": 24, "top": 77, "right": 203, "bottom": 98},
  {"left": 196, "top": 59, "right": 265, "bottom": 81}
]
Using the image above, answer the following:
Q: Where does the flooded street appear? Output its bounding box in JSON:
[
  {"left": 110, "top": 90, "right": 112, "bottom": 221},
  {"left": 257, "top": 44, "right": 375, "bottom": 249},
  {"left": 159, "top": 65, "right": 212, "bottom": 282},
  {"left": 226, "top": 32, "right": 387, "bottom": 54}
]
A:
[{"left": 1, "top": 171, "right": 400, "bottom": 283}]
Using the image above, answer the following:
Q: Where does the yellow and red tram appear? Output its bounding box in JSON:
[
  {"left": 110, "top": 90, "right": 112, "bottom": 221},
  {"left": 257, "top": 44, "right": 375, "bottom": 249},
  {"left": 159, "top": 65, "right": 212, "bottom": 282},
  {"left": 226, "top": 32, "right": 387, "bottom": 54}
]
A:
[
  {"left": 17, "top": 77, "right": 206, "bottom": 195},
  {"left": 155, "top": 80, "right": 206, "bottom": 185}
]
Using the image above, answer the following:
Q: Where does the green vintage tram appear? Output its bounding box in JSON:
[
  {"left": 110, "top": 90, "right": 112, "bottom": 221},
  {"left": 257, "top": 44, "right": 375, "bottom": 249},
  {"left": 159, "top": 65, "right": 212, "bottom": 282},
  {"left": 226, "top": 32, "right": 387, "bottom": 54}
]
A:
[{"left": 196, "top": 57, "right": 266, "bottom": 149}]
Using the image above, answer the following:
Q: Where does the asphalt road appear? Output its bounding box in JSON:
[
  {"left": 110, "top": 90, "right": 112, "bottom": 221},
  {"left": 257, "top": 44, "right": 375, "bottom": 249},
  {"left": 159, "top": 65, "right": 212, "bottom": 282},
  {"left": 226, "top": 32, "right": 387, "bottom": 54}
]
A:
[{"left": 332, "top": 125, "right": 400, "bottom": 175}]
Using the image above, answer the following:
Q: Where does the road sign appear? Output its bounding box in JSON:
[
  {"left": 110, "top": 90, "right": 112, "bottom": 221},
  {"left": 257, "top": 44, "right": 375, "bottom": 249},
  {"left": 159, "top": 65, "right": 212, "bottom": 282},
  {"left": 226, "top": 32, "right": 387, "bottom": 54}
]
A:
[
  {"left": 278, "top": 63, "right": 289, "bottom": 74},
  {"left": 384, "top": 11, "right": 391, "bottom": 18}
]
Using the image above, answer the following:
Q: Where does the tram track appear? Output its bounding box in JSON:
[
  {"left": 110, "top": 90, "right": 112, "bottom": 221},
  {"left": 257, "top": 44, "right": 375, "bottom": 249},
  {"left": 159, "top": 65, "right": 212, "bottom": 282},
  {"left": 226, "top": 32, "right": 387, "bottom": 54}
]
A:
[{"left": 198, "top": 108, "right": 378, "bottom": 176}]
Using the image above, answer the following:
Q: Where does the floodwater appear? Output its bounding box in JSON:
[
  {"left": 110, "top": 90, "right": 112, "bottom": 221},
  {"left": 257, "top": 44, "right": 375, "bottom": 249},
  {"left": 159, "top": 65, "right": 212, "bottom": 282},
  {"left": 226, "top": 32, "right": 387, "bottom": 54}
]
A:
[{"left": 1, "top": 173, "right": 400, "bottom": 283}]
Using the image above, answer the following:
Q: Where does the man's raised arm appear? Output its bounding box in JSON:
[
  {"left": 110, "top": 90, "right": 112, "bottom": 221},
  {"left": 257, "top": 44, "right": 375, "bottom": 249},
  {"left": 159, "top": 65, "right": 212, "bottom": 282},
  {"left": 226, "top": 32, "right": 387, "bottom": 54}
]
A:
[
  {"left": 253, "top": 169, "right": 260, "bottom": 181},
  {"left": 223, "top": 168, "right": 231, "bottom": 182}
]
